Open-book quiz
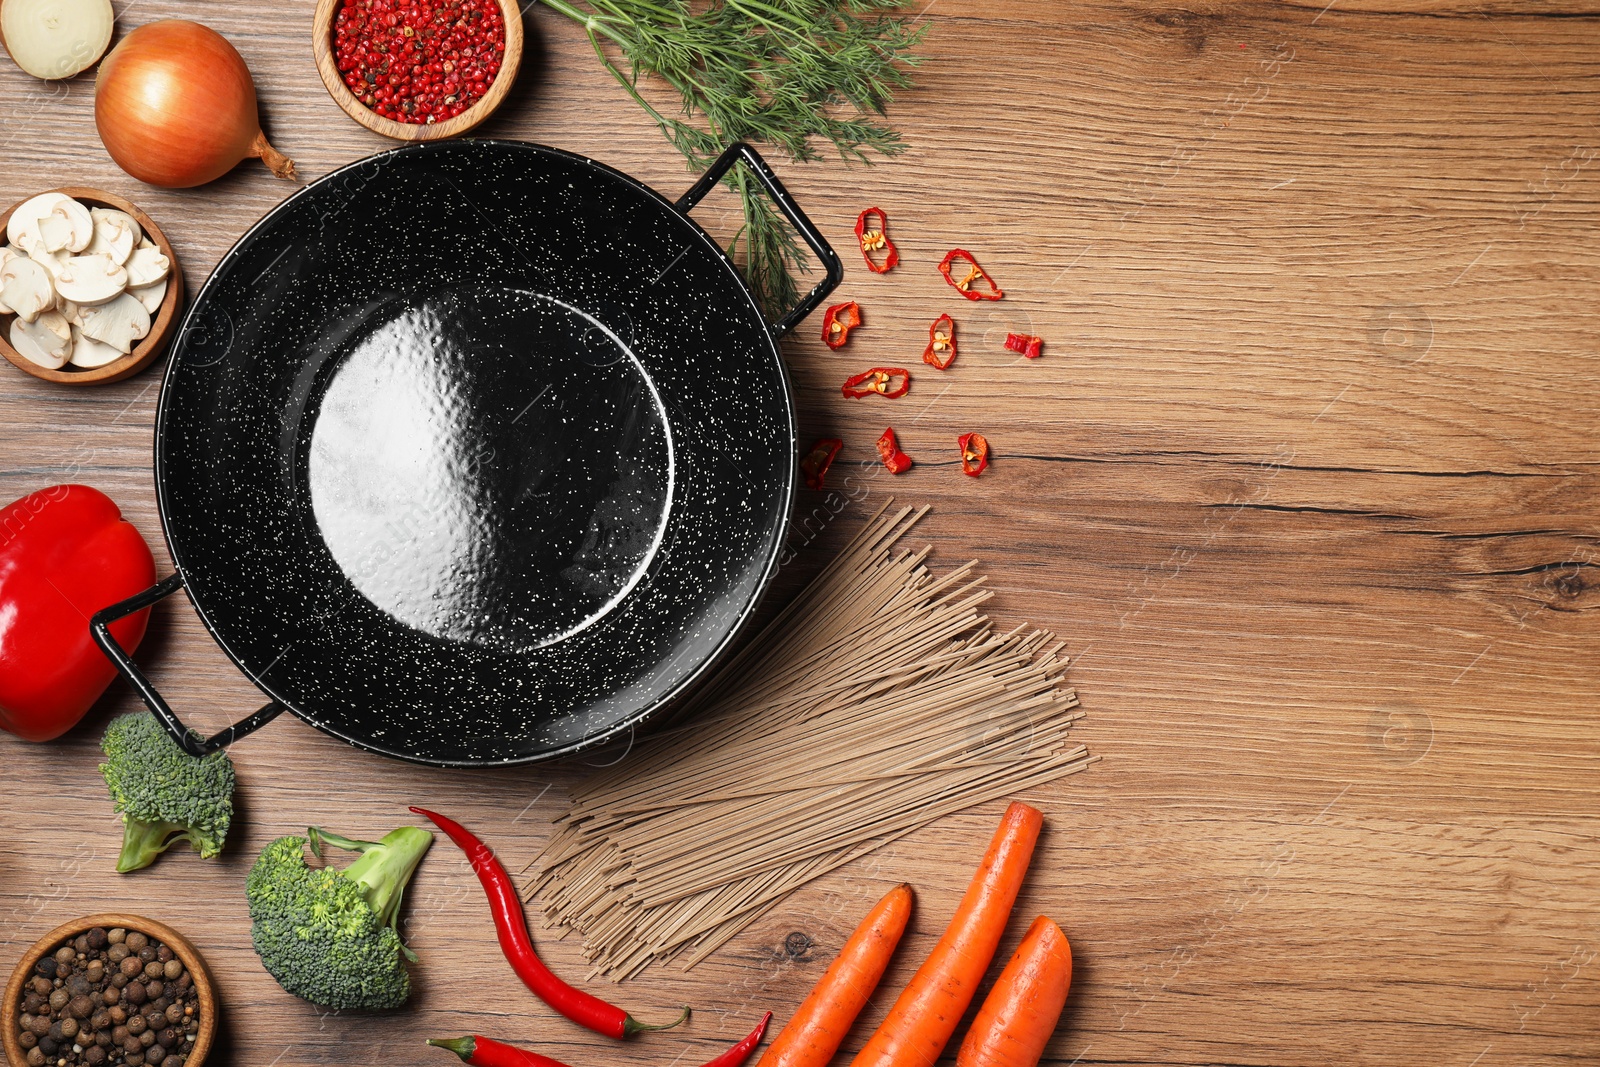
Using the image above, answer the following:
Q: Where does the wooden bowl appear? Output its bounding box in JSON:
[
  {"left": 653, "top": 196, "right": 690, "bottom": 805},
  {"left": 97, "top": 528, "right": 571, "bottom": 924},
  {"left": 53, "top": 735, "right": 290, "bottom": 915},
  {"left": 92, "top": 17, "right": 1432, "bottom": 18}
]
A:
[
  {"left": 312, "top": 0, "right": 524, "bottom": 142},
  {"left": 0, "top": 188, "right": 184, "bottom": 386},
  {"left": 2, "top": 913, "right": 218, "bottom": 1067}
]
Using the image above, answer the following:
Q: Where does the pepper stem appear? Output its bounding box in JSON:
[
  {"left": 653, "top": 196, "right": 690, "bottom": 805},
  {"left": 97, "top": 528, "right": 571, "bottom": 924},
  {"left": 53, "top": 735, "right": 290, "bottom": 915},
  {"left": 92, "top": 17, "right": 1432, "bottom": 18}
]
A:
[
  {"left": 250, "top": 129, "right": 297, "bottom": 181},
  {"left": 425, "top": 1037, "right": 477, "bottom": 1063},
  {"left": 623, "top": 1006, "right": 691, "bottom": 1036}
]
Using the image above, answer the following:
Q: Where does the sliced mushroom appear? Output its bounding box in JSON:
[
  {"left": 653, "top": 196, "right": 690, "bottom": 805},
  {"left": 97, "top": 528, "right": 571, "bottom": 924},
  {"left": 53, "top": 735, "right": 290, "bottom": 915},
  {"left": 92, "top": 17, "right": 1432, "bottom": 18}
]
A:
[
  {"left": 36, "top": 198, "right": 93, "bottom": 253},
  {"left": 0, "top": 246, "right": 15, "bottom": 315},
  {"left": 0, "top": 253, "right": 56, "bottom": 322},
  {"left": 36, "top": 210, "right": 72, "bottom": 253},
  {"left": 10, "top": 310, "right": 72, "bottom": 369},
  {"left": 123, "top": 245, "right": 169, "bottom": 288},
  {"left": 31, "top": 249, "right": 72, "bottom": 293},
  {"left": 127, "top": 277, "right": 167, "bottom": 315},
  {"left": 53, "top": 253, "right": 126, "bottom": 305},
  {"left": 58, "top": 299, "right": 84, "bottom": 327},
  {"left": 86, "top": 208, "right": 139, "bottom": 264},
  {"left": 5, "top": 191, "right": 71, "bottom": 255},
  {"left": 69, "top": 325, "right": 126, "bottom": 369},
  {"left": 78, "top": 292, "right": 150, "bottom": 354}
]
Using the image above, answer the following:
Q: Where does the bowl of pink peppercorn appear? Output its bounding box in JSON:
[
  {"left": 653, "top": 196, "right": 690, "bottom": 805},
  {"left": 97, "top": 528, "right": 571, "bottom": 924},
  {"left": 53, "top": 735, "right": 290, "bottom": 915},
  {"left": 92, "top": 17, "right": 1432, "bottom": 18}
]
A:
[{"left": 312, "top": 0, "right": 524, "bottom": 142}]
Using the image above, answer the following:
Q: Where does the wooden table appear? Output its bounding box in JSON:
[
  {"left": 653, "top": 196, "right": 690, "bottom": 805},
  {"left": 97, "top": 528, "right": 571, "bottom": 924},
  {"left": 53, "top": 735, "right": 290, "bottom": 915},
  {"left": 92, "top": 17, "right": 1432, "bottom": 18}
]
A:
[{"left": 2, "top": 1, "right": 1596, "bottom": 1064}]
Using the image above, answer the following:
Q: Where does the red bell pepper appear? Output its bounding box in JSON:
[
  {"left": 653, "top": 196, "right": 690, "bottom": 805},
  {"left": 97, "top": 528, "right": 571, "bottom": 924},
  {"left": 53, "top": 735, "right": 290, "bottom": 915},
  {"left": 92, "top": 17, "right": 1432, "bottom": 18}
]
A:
[{"left": 0, "top": 485, "right": 155, "bottom": 741}]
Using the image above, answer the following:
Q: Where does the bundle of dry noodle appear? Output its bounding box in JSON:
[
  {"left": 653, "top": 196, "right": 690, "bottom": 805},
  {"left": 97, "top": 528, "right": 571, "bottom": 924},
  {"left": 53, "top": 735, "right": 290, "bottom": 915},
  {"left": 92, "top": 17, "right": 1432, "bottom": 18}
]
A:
[{"left": 527, "top": 504, "right": 1094, "bottom": 980}]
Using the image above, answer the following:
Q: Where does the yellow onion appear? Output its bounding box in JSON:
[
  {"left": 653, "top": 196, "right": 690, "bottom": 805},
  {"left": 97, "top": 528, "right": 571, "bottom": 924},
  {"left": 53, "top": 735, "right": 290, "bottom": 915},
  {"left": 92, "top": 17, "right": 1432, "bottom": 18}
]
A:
[{"left": 95, "top": 20, "right": 295, "bottom": 189}]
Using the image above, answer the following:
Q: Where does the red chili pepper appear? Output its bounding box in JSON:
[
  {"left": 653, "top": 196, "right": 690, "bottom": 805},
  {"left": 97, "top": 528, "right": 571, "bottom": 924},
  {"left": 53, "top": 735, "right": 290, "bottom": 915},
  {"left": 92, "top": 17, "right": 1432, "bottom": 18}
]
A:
[
  {"left": 410, "top": 807, "right": 687, "bottom": 1040},
  {"left": 876, "top": 428, "right": 913, "bottom": 474},
  {"left": 1004, "top": 332, "right": 1044, "bottom": 359},
  {"left": 427, "top": 1036, "right": 566, "bottom": 1067},
  {"left": 922, "top": 314, "right": 956, "bottom": 370},
  {"left": 959, "top": 433, "right": 990, "bottom": 477},
  {"left": 842, "top": 367, "right": 911, "bottom": 400},
  {"left": 821, "top": 301, "right": 862, "bottom": 349},
  {"left": 938, "top": 249, "right": 1003, "bottom": 301},
  {"left": 0, "top": 485, "right": 155, "bottom": 742},
  {"left": 800, "top": 438, "right": 843, "bottom": 492},
  {"left": 428, "top": 1014, "right": 772, "bottom": 1067},
  {"left": 854, "top": 207, "right": 899, "bottom": 274}
]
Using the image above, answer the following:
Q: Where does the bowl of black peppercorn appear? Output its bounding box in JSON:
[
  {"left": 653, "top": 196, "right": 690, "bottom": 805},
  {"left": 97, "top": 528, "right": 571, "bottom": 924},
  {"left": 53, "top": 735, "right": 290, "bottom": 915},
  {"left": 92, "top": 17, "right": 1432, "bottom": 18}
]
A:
[{"left": 3, "top": 915, "right": 216, "bottom": 1067}]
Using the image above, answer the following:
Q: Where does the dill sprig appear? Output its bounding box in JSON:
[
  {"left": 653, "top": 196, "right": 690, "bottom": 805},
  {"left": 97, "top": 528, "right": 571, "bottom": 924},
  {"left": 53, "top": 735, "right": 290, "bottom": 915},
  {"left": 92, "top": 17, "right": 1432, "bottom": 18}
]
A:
[{"left": 539, "top": 0, "right": 927, "bottom": 321}]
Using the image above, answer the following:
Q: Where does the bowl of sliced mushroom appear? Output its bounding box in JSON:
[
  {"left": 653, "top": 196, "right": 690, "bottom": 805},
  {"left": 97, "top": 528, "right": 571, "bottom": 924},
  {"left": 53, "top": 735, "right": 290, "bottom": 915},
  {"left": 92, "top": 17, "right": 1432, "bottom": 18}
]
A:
[{"left": 0, "top": 187, "right": 182, "bottom": 385}]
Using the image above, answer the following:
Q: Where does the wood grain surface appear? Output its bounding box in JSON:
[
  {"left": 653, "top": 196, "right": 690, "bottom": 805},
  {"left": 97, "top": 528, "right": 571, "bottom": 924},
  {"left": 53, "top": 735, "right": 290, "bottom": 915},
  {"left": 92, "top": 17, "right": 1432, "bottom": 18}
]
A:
[{"left": 1, "top": 1, "right": 1596, "bottom": 1065}]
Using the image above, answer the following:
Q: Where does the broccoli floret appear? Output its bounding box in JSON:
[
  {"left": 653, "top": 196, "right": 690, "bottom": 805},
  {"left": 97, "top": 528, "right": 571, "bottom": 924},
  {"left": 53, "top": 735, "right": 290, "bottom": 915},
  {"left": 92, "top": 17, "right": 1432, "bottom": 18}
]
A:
[
  {"left": 99, "top": 711, "right": 236, "bottom": 873},
  {"left": 246, "top": 824, "right": 433, "bottom": 1010}
]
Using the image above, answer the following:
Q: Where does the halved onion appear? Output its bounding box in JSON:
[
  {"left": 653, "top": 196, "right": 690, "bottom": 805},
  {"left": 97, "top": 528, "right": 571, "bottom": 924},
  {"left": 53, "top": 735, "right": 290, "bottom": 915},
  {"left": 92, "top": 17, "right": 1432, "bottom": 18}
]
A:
[{"left": 0, "top": 0, "right": 114, "bottom": 80}]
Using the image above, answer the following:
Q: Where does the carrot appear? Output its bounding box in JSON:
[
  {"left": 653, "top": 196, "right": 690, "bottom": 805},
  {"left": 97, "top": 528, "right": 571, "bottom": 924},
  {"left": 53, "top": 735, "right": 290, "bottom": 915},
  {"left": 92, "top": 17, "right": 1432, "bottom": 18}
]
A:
[
  {"left": 756, "top": 883, "right": 915, "bottom": 1067},
  {"left": 954, "top": 916, "right": 1072, "bottom": 1067},
  {"left": 849, "top": 801, "right": 1044, "bottom": 1067}
]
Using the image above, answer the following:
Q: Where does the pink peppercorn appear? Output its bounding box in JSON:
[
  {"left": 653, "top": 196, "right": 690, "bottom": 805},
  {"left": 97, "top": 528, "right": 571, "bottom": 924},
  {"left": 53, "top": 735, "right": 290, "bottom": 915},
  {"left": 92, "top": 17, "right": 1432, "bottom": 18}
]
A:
[{"left": 333, "top": 0, "right": 505, "bottom": 125}]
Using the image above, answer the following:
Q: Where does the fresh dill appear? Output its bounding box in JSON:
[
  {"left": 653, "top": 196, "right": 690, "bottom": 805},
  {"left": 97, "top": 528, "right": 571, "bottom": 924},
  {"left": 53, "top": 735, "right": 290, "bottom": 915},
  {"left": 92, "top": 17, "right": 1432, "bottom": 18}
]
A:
[{"left": 538, "top": 0, "right": 927, "bottom": 321}]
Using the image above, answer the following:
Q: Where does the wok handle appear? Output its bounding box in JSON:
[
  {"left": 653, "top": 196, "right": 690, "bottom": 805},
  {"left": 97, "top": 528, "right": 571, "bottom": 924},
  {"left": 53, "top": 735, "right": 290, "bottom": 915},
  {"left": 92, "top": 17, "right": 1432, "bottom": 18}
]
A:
[
  {"left": 674, "top": 142, "right": 844, "bottom": 338},
  {"left": 90, "top": 572, "right": 284, "bottom": 758}
]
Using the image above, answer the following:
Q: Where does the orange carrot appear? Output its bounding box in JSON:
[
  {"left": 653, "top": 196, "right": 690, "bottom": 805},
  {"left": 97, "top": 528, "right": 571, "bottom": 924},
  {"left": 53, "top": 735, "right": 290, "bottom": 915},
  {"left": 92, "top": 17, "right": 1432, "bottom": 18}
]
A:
[
  {"left": 757, "top": 883, "right": 915, "bottom": 1067},
  {"left": 849, "top": 801, "right": 1044, "bottom": 1067},
  {"left": 954, "top": 916, "right": 1072, "bottom": 1067}
]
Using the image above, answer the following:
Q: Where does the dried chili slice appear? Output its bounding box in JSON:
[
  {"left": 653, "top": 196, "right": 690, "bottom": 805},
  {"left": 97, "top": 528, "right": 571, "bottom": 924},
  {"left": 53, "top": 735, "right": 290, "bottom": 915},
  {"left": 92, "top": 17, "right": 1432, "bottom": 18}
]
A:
[
  {"left": 923, "top": 314, "right": 956, "bottom": 370},
  {"left": 938, "top": 249, "right": 1003, "bottom": 301},
  {"left": 821, "top": 301, "right": 862, "bottom": 349},
  {"left": 1004, "top": 332, "right": 1043, "bottom": 359},
  {"left": 854, "top": 207, "right": 898, "bottom": 274},
  {"left": 841, "top": 367, "right": 911, "bottom": 399},
  {"left": 800, "top": 438, "right": 843, "bottom": 491},
  {"left": 876, "top": 427, "right": 913, "bottom": 474},
  {"left": 958, "top": 433, "right": 990, "bottom": 477}
]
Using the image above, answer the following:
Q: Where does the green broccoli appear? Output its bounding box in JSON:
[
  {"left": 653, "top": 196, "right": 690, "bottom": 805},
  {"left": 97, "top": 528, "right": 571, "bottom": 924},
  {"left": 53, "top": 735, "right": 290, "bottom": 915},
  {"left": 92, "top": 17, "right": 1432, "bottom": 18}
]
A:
[
  {"left": 246, "top": 824, "right": 433, "bottom": 1010},
  {"left": 99, "top": 711, "right": 236, "bottom": 873}
]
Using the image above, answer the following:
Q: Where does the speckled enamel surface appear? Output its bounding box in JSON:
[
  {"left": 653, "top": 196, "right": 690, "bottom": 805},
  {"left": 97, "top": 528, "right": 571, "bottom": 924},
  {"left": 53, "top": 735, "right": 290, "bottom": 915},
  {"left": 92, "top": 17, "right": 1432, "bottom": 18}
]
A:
[{"left": 153, "top": 141, "right": 797, "bottom": 766}]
